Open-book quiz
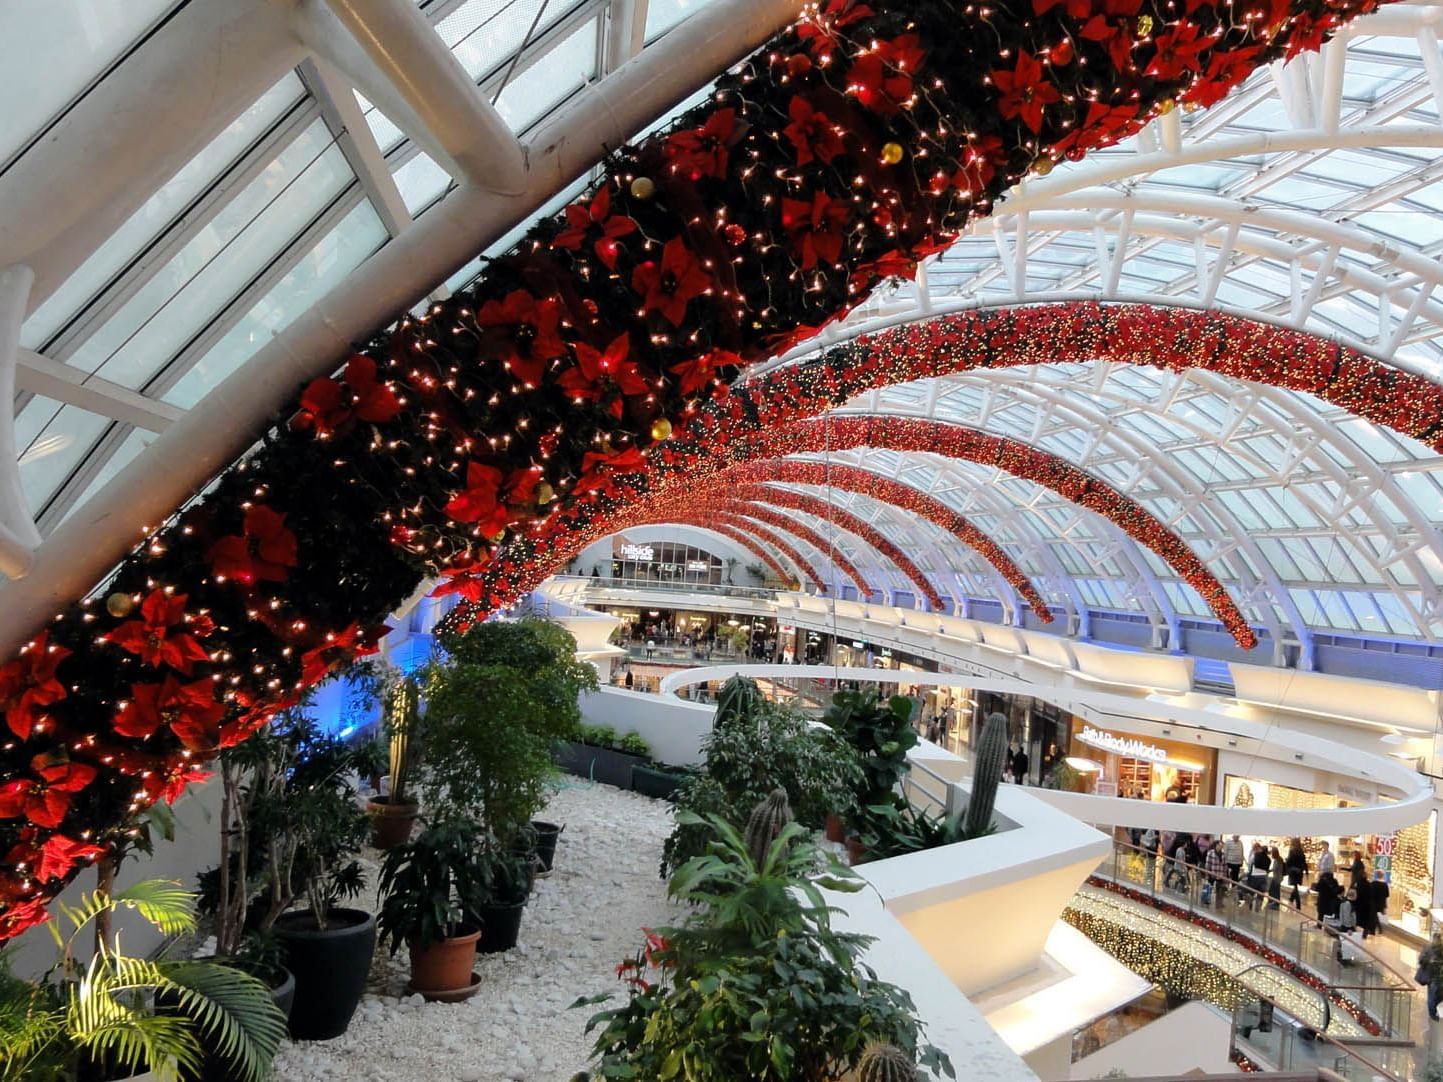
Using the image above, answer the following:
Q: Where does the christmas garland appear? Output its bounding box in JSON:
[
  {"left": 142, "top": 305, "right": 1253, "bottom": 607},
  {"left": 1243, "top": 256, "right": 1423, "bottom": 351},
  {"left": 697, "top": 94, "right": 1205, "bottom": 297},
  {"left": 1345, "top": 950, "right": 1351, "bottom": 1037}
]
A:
[
  {"left": 0, "top": 0, "right": 1402, "bottom": 936},
  {"left": 701, "top": 503, "right": 873, "bottom": 597}
]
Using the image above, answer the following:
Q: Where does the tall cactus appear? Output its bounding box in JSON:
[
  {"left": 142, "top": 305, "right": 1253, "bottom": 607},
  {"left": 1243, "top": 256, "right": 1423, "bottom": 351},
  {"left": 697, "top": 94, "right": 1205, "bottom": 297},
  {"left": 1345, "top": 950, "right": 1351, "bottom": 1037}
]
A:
[
  {"left": 715, "top": 674, "right": 763, "bottom": 729},
  {"left": 744, "top": 788, "right": 793, "bottom": 866},
  {"left": 387, "top": 676, "right": 420, "bottom": 805},
  {"left": 964, "top": 712, "right": 1007, "bottom": 839},
  {"left": 853, "top": 1041, "right": 918, "bottom": 1082}
]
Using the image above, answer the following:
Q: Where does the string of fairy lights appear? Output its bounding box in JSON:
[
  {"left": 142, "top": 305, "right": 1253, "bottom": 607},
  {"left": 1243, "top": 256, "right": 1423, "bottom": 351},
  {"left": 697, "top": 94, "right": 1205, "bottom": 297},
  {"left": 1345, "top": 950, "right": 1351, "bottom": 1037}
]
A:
[{"left": 0, "top": 0, "right": 1415, "bottom": 936}]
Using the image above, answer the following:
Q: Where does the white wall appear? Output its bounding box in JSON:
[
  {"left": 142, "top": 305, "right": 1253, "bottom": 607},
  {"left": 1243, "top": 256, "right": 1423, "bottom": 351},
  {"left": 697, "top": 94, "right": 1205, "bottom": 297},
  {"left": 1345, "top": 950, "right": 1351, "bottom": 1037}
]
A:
[
  {"left": 579, "top": 685, "right": 715, "bottom": 766},
  {"left": 1068, "top": 1000, "right": 1234, "bottom": 1079}
]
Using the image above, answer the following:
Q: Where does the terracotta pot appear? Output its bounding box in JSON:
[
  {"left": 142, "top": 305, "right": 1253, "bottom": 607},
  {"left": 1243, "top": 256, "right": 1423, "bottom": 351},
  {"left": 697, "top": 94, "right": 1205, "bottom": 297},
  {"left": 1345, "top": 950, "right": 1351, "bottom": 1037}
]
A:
[
  {"left": 824, "top": 813, "right": 845, "bottom": 843},
  {"left": 845, "top": 835, "right": 867, "bottom": 866},
  {"left": 408, "top": 927, "right": 481, "bottom": 998},
  {"left": 367, "top": 796, "right": 419, "bottom": 850}
]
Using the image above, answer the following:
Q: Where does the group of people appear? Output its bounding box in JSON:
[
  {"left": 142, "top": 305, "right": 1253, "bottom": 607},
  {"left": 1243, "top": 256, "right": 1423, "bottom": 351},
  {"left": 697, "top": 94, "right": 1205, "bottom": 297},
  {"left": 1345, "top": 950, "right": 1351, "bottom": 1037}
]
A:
[{"left": 1134, "top": 831, "right": 1390, "bottom": 938}]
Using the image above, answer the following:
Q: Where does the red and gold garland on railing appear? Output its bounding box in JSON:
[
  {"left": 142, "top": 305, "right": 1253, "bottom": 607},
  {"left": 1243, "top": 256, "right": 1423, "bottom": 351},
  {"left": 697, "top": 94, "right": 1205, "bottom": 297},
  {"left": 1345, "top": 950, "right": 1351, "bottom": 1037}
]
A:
[
  {"left": 704, "top": 503, "right": 873, "bottom": 597},
  {"left": 0, "top": 0, "right": 1404, "bottom": 935}
]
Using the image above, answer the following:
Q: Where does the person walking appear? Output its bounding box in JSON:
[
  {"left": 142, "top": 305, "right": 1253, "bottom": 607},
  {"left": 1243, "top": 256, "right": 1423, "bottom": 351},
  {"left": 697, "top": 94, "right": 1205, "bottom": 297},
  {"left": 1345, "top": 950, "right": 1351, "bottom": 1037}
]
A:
[
  {"left": 1246, "top": 842, "right": 1271, "bottom": 908},
  {"left": 1317, "top": 840, "right": 1335, "bottom": 879},
  {"left": 1266, "top": 847, "right": 1285, "bottom": 910},
  {"left": 1350, "top": 860, "right": 1375, "bottom": 939},
  {"left": 1285, "top": 838, "right": 1308, "bottom": 908},
  {"left": 1314, "top": 870, "right": 1341, "bottom": 924},
  {"left": 1419, "top": 932, "right": 1443, "bottom": 1021},
  {"left": 1140, "top": 827, "right": 1159, "bottom": 890},
  {"left": 1011, "top": 743, "right": 1030, "bottom": 786},
  {"left": 1204, "top": 839, "right": 1228, "bottom": 908},
  {"left": 1224, "top": 834, "right": 1245, "bottom": 895},
  {"left": 1370, "top": 870, "right": 1390, "bottom": 932}
]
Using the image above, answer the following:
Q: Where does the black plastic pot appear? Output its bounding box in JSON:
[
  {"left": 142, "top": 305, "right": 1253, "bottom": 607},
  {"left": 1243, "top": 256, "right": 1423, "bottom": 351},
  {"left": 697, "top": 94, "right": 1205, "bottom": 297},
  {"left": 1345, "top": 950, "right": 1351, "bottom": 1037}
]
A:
[
  {"left": 630, "top": 764, "right": 685, "bottom": 800},
  {"left": 274, "top": 908, "right": 375, "bottom": 1040},
  {"left": 473, "top": 900, "right": 526, "bottom": 953},
  {"left": 531, "top": 820, "right": 562, "bottom": 872}
]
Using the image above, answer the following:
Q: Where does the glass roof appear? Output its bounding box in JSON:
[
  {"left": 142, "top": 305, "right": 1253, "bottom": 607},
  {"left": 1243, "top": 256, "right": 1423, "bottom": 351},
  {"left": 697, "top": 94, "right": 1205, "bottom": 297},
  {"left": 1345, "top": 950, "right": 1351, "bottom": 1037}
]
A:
[{"left": 7, "top": 0, "right": 1443, "bottom": 650}]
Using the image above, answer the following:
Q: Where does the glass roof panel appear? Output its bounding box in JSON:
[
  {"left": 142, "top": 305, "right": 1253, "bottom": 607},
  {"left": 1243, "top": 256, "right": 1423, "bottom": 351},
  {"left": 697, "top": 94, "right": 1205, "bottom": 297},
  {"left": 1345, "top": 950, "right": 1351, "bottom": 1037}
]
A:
[
  {"left": 494, "top": 18, "right": 599, "bottom": 134},
  {"left": 17, "top": 404, "right": 111, "bottom": 512}
]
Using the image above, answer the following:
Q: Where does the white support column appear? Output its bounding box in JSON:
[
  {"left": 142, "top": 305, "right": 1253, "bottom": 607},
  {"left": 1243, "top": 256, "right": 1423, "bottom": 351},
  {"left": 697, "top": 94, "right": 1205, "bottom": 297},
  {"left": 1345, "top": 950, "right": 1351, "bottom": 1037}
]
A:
[
  {"left": 296, "top": 0, "right": 527, "bottom": 194},
  {"left": 0, "top": 0, "right": 807, "bottom": 655},
  {"left": 1319, "top": 35, "right": 1349, "bottom": 134},
  {"left": 1157, "top": 110, "right": 1183, "bottom": 154},
  {"left": 605, "top": 0, "right": 651, "bottom": 73},
  {"left": 15, "top": 349, "right": 181, "bottom": 434},
  {"left": 0, "top": 0, "right": 303, "bottom": 310},
  {"left": 0, "top": 267, "right": 41, "bottom": 579}
]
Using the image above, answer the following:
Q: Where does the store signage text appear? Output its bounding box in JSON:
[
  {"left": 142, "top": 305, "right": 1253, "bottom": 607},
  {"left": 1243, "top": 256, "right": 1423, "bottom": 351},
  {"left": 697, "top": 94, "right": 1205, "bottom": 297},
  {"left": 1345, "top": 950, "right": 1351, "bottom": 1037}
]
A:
[
  {"left": 1078, "top": 725, "right": 1170, "bottom": 765},
  {"left": 620, "top": 543, "right": 655, "bottom": 561},
  {"left": 685, "top": 560, "right": 710, "bottom": 571}
]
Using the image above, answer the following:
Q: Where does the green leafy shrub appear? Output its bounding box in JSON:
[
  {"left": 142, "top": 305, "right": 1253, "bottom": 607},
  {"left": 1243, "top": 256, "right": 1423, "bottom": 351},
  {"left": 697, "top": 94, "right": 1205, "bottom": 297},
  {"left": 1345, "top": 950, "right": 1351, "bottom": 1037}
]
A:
[
  {"left": 660, "top": 698, "right": 862, "bottom": 877},
  {"left": 579, "top": 815, "right": 952, "bottom": 1081},
  {"left": 823, "top": 689, "right": 917, "bottom": 831},
  {"left": 422, "top": 617, "right": 598, "bottom": 844},
  {"left": 618, "top": 732, "right": 651, "bottom": 757}
]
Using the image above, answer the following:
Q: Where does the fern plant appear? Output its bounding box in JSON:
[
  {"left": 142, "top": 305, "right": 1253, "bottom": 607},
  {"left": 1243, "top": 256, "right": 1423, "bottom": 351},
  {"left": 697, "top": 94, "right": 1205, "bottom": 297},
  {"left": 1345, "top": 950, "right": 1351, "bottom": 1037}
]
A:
[{"left": 0, "top": 879, "right": 287, "bottom": 1082}]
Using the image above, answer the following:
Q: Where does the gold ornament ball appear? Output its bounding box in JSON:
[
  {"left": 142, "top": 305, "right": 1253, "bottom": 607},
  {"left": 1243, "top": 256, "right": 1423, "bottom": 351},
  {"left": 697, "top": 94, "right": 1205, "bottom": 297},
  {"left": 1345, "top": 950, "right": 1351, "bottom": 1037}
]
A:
[
  {"left": 106, "top": 592, "right": 136, "bottom": 618},
  {"left": 536, "top": 481, "right": 556, "bottom": 505},
  {"left": 1157, "top": 98, "right": 1176, "bottom": 116},
  {"left": 1136, "top": 13, "right": 1154, "bottom": 37},
  {"left": 629, "top": 176, "right": 656, "bottom": 200},
  {"left": 880, "top": 142, "right": 905, "bottom": 166},
  {"left": 1032, "top": 156, "right": 1055, "bottom": 177},
  {"left": 650, "top": 417, "right": 673, "bottom": 441}
]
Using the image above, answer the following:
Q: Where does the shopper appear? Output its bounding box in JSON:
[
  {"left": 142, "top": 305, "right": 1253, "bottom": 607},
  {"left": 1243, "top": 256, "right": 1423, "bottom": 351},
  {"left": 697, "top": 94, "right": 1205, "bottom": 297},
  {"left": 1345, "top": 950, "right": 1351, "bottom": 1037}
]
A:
[
  {"left": 1224, "top": 834, "right": 1245, "bottom": 889},
  {"left": 1317, "top": 840, "right": 1335, "bottom": 878},
  {"left": 1370, "top": 870, "right": 1390, "bottom": 931},
  {"left": 1246, "top": 842, "right": 1271, "bottom": 907},
  {"left": 1204, "top": 839, "right": 1228, "bottom": 908},
  {"left": 1011, "top": 744, "right": 1029, "bottom": 786},
  {"left": 1140, "top": 827, "right": 1159, "bottom": 889},
  {"left": 1284, "top": 839, "right": 1308, "bottom": 908},
  {"left": 1266, "top": 847, "right": 1285, "bottom": 910},
  {"left": 1419, "top": 932, "right": 1443, "bottom": 1021},
  {"left": 1314, "top": 870, "right": 1341, "bottom": 923},
  {"left": 1338, "top": 889, "right": 1357, "bottom": 932},
  {"left": 1351, "top": 864, "right": 1375, "bottom": 939},
  {"left": 624, "top": 668, "right": 634, "bottom": 689}
]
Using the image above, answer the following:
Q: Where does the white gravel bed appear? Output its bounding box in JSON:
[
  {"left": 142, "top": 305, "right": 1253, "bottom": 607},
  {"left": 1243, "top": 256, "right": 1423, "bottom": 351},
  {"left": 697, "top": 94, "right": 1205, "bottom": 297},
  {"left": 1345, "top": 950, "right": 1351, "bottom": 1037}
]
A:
[{"left": 272, "top": 780, "right": 677, "bottom": 1081}]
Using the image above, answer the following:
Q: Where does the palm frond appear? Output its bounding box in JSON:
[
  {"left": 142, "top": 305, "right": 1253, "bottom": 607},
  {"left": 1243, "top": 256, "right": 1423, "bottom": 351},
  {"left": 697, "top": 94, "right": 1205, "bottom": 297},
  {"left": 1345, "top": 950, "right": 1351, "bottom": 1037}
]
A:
[
  {"left": 0, "top": 956, "right": 61, "bottom": 1080},
  {"left": 112, "top": 880, "right": 197, "bottom": 936},
  {"left": 66, "top": 955, "right": 199, "bottom": 1081},
  {"left": 160, "top": 961, "right": 287, "bottom": 1082}
]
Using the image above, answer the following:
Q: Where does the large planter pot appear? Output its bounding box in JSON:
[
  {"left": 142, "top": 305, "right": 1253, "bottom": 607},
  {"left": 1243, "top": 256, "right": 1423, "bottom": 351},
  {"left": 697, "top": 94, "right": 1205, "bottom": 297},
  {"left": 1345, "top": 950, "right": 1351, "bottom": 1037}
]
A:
[
  {"left": 556, "top": 741, "right": 648, "bottom": 788},
  {"left": 274, "top": 907, "right": 376, "bottom": 1040},
  {"left": 530, "top": 820, "right": 563, "bottom": 873},
  {"left": 630, "top": 764, "right": 685, "bottom": 800},
  {"left": 366, "top": 795, "right": 419, "bottom": 850},
  {"left": 473, "top": 900, "right": 526, "bottom": 953},
  {"left": 824, "top": 813, "right": 846, "bottom": 843},
  {"left": 408, "top": 927, "right": 480, "bottom": 1000},
  {"left": 845, "top": 835, "right": 868, "bottom": 866}
]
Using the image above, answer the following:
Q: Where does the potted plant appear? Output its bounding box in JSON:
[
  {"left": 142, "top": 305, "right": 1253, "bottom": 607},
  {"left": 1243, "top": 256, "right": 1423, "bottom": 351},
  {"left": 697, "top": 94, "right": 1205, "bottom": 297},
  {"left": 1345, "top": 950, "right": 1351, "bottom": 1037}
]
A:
[
  {"left": 630, "top": 761, "right": 690, "bottom": 800},
  {"left": 366, "top": 675, "right": 422, "bottom": 850},
  {"left": 377, "top": 815, "right": 486, "bottom": 1000},
  {"left": 466, "top": 845, "right": 534, "bottom": 954},
  {"left": 230, "top": 712, "right": 373, "bottom": 1041},
  {"left": 0, "top": 879, "right": 286, "bottom": 1082},
  {"left": 422, "top": 617, "right": 597, "bottom": 847}
]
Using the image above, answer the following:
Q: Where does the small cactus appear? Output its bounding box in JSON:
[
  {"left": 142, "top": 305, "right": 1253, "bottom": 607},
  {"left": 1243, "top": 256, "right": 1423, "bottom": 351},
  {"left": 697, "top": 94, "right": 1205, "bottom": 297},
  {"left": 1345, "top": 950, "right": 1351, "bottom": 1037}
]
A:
[
  {"left": 743, "top": 788, "right": 793, "bottom": 866},
  {"left": 714, "top": 675, "right": 763, "bottom": 728},
  {"left": 854, "top": 1041, "right": 918, "bottom": 1082},
  {"left": 964, "top": 712, "right": 1008, "bottom": 839}
]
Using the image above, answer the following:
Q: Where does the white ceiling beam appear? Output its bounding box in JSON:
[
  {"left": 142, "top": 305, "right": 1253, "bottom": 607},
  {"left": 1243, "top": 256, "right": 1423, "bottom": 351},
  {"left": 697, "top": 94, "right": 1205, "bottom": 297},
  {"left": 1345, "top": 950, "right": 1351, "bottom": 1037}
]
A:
[
  {"left": 298, "top": 57, "right": 414, "bottom": 238},
  {"left": 294, "top": 0, "right": 527, "bottom": 193},
  {"left": 0, "top": 266, "right": 40, "bottom": 578},
  {"left": 605, "top": 0, "right": 650, "bottom": 73},
  {"left": 16, "top": 349, "right": 181, "bottom": 434}
]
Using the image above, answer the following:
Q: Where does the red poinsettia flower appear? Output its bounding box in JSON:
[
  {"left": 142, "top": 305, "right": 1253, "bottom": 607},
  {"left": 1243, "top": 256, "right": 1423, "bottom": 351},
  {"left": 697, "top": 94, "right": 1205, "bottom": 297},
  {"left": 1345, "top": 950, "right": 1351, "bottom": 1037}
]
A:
[
  {"left": 478, "top": 290, "right": 568, "bottom": 386},
  {"left": 664, "top": 108, "right": 739, "bottom": 181},
  {"left": 796, "top": 0, "right": 875, "bottom": 60},
  {"left": 1052, "top": 100, "right": 1143, "bottom": 157},
  {"left": 1144, "top": 21, "right": 1212, "bottom": 80},
  {"left": 846, "top": 34, "right": 926, "bottom": 115},
  {"left": 0, "top": 631, "right": 70, "bottom": 742},
  {"left": 558, "top": 334, "right": 649, "bottom": 419},
  {"left": 939, "top": 135, "right": 1005, "bottom": 197},
  {"left": 0, "top": 896, "right": 52, "bottom": 939},
  {"left": 292, "top": 355, "right": 401, "bottom": 438},
  {"left": 300, "top": 622, "right": 387, "bottom": 687},
  {"left": 1078, "top": 0, "right": 1145, "bottom": 70},
  {"left": 551, "top": 186, "right": 637, "bottom": 270},
  {"left": 991, "top": 50, "right": 1061, "bottom": 134},
  {"left": 782, "top": 97, "right": 846, "bottom": 166},
  {"left": 1033, "top": 0, "right": 1091, "bottom": 16},
  {"left": 105, "top": 589, "right": 210, "bottom": 675},
  {"left": 781, "top": 192, "right": 849, "bottom": 270},
  {"left": 0, "top": 754, "right": 98, "bottom": 829},
  {"left": 444, "top": 461, "right": 542, "bottom": 538},
  {"left": 114, "top": 676, "right": 228, "bottom": 752},
  {"left": 7, "top": 832, "right": 109, "bottom": 884},
  {"left": 208, "top": 505, "right": 298, "bottom": 586},
  {"left": 575, "top": 446, "right": 649, "bottom": 495},
  {"left": 1184, "top": 45, "right": 1264, "bottom": 108},
  {"left": 850, "top": 249, "right": 918, "bottom": 294},
  {"left": 631, "top": 238, "right": 713, "bottom": 326},
  {"left": 669, "top": 347, "right": 743, "bottom": 396},
  {"left": 143, "top": 762, "right": 213, "bottom": 806}
]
